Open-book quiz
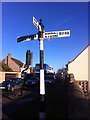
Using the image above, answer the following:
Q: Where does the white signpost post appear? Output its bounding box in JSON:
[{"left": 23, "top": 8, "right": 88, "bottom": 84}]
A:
[{"left": 17, "top": 16, "right": 70, "bottom": 100}]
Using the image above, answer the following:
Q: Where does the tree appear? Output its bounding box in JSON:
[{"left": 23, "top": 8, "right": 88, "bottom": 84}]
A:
[
  {"left": 57, "top": 67, "right": 67, "bottom": 78},
  {"left": 0, "top": 62, "right": 13, "bottom": 72}
]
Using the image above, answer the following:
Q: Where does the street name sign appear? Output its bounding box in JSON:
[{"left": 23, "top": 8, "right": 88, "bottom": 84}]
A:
[
  {"left": 44, "top": 30, "right": 70, "bottom": 39},
  {"left": 17, "top": 34, "right": 38, "bottom": 42}
]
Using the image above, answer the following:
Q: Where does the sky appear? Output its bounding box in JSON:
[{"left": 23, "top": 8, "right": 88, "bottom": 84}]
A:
[{"left": 2, "top": 2, "right": 88, "bottom": 72}]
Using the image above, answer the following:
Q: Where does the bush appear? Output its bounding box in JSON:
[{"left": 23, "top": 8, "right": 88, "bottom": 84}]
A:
[{"left": 0, "top": 62, "right": 13, "bottom": 72}]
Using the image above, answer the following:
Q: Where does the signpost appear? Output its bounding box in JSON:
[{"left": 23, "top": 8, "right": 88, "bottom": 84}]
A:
[{"left": 17, "top": 16, "right": 70, "bottom": 101}]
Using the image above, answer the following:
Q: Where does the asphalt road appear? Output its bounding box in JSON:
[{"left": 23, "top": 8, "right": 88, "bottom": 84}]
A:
[{"left": 2, "top": 80, "right": 90, "bottom": 120}]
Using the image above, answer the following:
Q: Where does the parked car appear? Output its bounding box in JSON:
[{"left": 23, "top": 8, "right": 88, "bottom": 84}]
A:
[
  {"left": 0, "top": 78, "right": 24, "bottom": 91},
  {"left": 25, "top": 76, "right": 39, "bottom": 87},
  {"left": 45, "top": 76, "right": 55, "bottom": 86}
]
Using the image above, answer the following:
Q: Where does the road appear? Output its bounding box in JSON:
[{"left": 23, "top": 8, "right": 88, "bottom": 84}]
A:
[{"left": 2, "top": 79, "right": 90, "bottom": 120}]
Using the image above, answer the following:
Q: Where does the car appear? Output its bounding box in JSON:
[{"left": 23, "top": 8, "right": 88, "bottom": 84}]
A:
[
  {"left": 25, "top": 77, "right": 39, "bottom": 87},
  {"left": 45, "top": 79, "right": 55, "bottom": 85},
  {"left": 0, "top": 78, "right": 24, "bottom": 91},
  {"left": 45, "top": 76, "right": 55, "bottom": 86}
]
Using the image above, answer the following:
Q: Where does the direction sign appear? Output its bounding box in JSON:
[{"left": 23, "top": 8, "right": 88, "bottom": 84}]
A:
[
  {"left": 33, "top": 16, "right": 39, "bottom": 29},
  {"left": 33, "top": 16, "right": 41, "bottom": 31},
  {"left": 17, "top": 34, "right": 38, "bottom": 43},
  {"left": 44, "top": 30, "right": 70, "bottom": 39}
]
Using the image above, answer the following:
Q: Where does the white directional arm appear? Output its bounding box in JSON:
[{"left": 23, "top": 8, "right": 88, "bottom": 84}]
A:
[
  {"left": 33, "top": 16, "right": 41, "bottom": 31},
  {"left": 33, "top": 16, "right": 39, "bottom": 29},
  {"left": 44, "top": 30, "right": 70, "bottom": 39},
  {"left": 17, "top": 34, "right": 38, "bottom": 43}
]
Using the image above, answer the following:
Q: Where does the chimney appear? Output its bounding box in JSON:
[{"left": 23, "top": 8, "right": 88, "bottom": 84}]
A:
[{"left": 7, "top": 53, "right": 11, "bottom": 66}]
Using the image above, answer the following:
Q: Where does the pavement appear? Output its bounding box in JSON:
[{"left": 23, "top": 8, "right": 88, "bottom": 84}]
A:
[
  {"left": 2, "top": 89, "right": 33, "bottom": 105},
  {"left": 1, "top": 80, "right": 90, "bottom": 120}
]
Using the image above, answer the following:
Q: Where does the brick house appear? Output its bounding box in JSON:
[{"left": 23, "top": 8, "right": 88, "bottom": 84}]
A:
[
  {"left": 2, "top": 53, "right": 24, "bottom": 72},
  {"left": 0, "top": 53, "right": 24, "bottom": 82}
]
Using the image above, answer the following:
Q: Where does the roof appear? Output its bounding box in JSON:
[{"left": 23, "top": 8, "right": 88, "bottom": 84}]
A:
[
  {"left": 68, "top": 44, "right": 90, "bottom": 64},
  {"left": 11, "top": 57, "right": 23, "bottom": 67},
  {"left": 2, "top": 53, "right": 24, "bottom": 68}
]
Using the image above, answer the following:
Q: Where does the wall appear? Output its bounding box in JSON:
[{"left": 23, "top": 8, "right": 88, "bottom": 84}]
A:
[
  {"left": 68, "top": 45, "right": 89, "bottom": 90},
  {"left": 0, "top": 72, "right": 5, "bottom": 83},
  {"left": 68, "top": 46, "right": 88, "bottom": 81},
  {"left": 0, "top": 72, "right": 21, "bottom": 83}
]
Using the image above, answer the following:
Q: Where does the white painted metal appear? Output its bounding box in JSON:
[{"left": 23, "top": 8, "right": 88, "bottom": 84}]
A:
[
  {"left": 44, "top": 30, "right": 70, "bottom": 39},
  {"left": 33, "top": 16, "right": 39, "bottom": 29},
  {"left": 33, "top": 16, "right": 41, "bottom": 31},
  {"left": 40, "top": 69, "right": 45, "bottom": 95},
  {"left": 40, "top": 39, "right": 44, "bottom": 50},
  {"left": 17, "top": 34, "right": 38, "bottom": 42}
]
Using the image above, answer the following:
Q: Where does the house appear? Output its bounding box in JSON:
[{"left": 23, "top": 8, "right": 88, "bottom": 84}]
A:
[
  {"left": 0, "top": 52, "right": 33, "bottom": 82},
  {"left": 67, "top": 44, "right": 90, "bottom": 93},
  {"left": 0, "top": 63, "right": 5, "bottom": 82},
  {"left": 0, "top": 53, "right": 24, "bottom": 82},
  {"left": 2, "top": 53, "right": 24, "bottom": 72}
]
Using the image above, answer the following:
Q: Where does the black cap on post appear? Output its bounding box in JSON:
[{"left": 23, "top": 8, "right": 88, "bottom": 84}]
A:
[{"left": 39, "top": 19, "right": 44, "bottom": 32}]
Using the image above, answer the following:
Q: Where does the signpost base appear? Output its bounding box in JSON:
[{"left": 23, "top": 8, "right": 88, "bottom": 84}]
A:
[{"left": 40, "top": 95, "right": 45, "bottom": 102}]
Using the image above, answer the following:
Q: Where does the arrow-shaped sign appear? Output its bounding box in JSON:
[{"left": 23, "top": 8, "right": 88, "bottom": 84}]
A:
[
  {"left": 33, "top": 16, "right": 41, "bottom": 31},
  {"left": 44, "top": 30, "right": 70, "bottom": 39},
  {"left": 17, "top": 34, "right": 38, "bottom": 43},
  {"left": 33, "top": 16, "right": 39, "bottom": 29}
]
